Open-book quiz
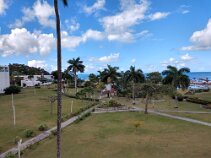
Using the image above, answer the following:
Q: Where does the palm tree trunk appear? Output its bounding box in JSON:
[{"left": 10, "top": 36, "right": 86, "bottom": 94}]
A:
[
  {"left": 132, "top": 81, "right": 135, "bottom": 104},
  {"left": 145, "top": 94, "right": 149, "bottom": 114},
  {"left": 54, "top": 0, "right": 62, "bottom": 158},
  {"left": 74, "top": 72, "right": 77, "bottom": 94}
]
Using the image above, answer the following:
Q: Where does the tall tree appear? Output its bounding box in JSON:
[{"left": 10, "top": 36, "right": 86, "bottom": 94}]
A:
[
  {"left": 54, "top": 0, "right": 68, "bottom": 158},
  {"left": 98, "top": 65, "right": 121, "bottom": 83},
  {"left": 125, "top": 66, "right": 145, "bottom": 103},
  {"left": 162, "top": 65, "right": 190, "bottom": 90},
  {"left": 146, "top": 72, "right": 162, "bottom": 84},
  {"left": 67, "top": 57, "right": 85, "bottom": 93}
]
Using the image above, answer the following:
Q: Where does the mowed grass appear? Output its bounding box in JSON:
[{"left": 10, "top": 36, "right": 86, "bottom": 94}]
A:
[
  {"left": 113, "top": 96, "right": 211, "bottom": 112},
  {"left": 0, "top": 87, "right": 93, "bottom": 153},
  {"left": 166, "top": 112, "right": 211, "bottom": 123},
  {"left": 191, "top": 91, "right": 211, "bottom": 102},
  {"left": 22, "top": 112, "right": 211, "bottom": 158}
]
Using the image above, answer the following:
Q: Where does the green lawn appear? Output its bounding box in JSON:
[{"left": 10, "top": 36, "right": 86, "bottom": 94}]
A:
[
  {"left": 165, "top": 112, "right": 211, "bottom": 123},
  {"left": 191, "top": 91, "right": 211, "bottom": 102},
  {"left": 0, "top": 87, "right": 94, "bottom": 153},
  {"left": 113, "top": 96, "right": 211, "bottom": 112},
  {"left": 22, "top": 112, "right": 211, "bottom": 158}
]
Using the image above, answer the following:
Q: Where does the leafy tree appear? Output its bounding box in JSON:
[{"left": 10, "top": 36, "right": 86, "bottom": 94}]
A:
[
  {"left": 88, "top": 73, "right": 98, "bottom": 83},
  {"left": 146, "top": 72, "right": 162, "bottom": 84},
  {"left": 140, "top": 83, "right": 178, "bottom": 114},
  {"left": 125, "top": 66, "right": 145, "bottom": 103},
  {"left": 162, "top": 65, "right": 190, "bottom": 90},
  {"left": 98, "top": 65, "right": 121, "bottom": 83},
  {"left": 54, "top": 0, "right": 68, "bottom": 158},
  {"left": 9, "top": 63, "right": 49, "bottom": 76},
  {"left": 67, "top": 57, "right": 85, "bottom": 93}
]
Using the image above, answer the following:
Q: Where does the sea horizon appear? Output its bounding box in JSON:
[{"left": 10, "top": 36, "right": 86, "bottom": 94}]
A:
[{"left": 78, "top": 72, "right": 211, "bottom": 81}]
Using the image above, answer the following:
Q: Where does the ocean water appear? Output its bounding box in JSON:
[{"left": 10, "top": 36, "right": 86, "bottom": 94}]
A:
[
  {"left": 186, "top": 72, "right": 211, "bottom": 80},
  {"left": 78, "top": 72, "right": 211, "bottom": 81}
]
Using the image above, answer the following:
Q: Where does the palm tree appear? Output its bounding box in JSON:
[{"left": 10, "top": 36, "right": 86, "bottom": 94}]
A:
[
  {"left": 98, "top": 65, "right": 121, "bottom": 83},
  {"left": 54, "top": 0, "right": 68, "bottom": 158},
  {"left": 162, "top": 65, "right": 190, "bottom": 90},
  {"left": 67, "top": 57, "right": 85, "bottom": 93},
  {"left": 125, "top": 66, "right": 145, "bottom": 104}
]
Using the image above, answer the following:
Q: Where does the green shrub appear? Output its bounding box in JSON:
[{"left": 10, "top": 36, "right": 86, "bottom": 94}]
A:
[
  {"left": 177, "top": 95, "right": 184, "bottom": 102},
  {"left": 5, "top": 153, "right": 15, "bottom": 158},
  {"left": 51, "top": 130, "right": 57, "bottom": 136},
  {"left": 75, "top": 112, "right": 91, "bottom": 123},
  {"left": 38, "top": 124, "right": 48, "bottom": 131},
  {"left": 35, "top": 83, "right": 41, "bottom": 88},
  {"left": 108, "top": 100, "right": 123, "bottom": 107},
  {"left": 186, "top": 97, "right": 210, "bottom": 105},
  {"left": 14, "top": 136, "right": 22, "bottom": 145},
  {"left": 4, "top": 86, "right": 21, "bottom": 94},
  {"left": 24, "top": 129, "right": 35, "bottom": 138}
]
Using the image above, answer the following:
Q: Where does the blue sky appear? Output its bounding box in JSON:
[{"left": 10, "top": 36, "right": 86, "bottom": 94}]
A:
[{"left": 0, "top": 0, "right": 211, "bottom": 73}]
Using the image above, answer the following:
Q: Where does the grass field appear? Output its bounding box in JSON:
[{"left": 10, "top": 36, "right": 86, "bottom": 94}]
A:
[
  {"left": 0, "top": 87, "right": 94, "bottom": 153},
  {"left": 22, "top": 112, "right": 211, "bottom": 158},
  {"left": 191, "top": 91, "right": 211, "bottom": 102},
  {"left": 165, "top": 112, "right": 211, "bottom": 123},
  {"left": 113, "top": 96, "right": 211, "bottom": 112}
]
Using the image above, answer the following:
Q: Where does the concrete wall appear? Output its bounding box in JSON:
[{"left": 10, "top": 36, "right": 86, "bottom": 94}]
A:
[{"left": 0, "top": 66, "right": 10, "bottom": 93}]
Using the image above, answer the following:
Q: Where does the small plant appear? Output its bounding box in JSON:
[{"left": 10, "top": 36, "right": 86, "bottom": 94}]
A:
[
  {"left": 14, "top": 136, "right": 22, "bottom": 145},
  {"left": 24, "top": 129, "right": 35, "bottom": 138},
  {"left": 133, "top": 121, "right": 144, "bottom": 131},
  {"left": 38, "top": 124, "right": 48, "bottom": 131},
  {"left": 4, "top": 85, "right": 21, "bottom": 94},
  {"left": 5, "top": 152, "right": 15, "bottom": 158},
  {"left": 108, "top": 100, "right": 123, "bottom": 107},
  {"left": 176, "top": 94, "right": 184, "bottom": 102},
  {"left": 35, "top": 83, "right": 41, "bottom": 88},
  {"left": 75, "top": 112, "right": 91, "bottom": 123},
  {"left": 51, "top": 130, "right": 57, "bottom": 136}
]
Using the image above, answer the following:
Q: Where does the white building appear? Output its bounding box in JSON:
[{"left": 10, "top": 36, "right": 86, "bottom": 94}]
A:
[
  {"left": 0, "top": 66, "right": 10, "bottom": 93},
  {"left": 18, "top": 75, "right": 53, "bottom": 87}
]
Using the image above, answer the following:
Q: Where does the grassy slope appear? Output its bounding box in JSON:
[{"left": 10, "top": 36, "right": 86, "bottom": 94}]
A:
[
  {"left": 0, "top": 87, "right": 93, "bottom": 152},
  {"left": 114, "top": 96, "right": 211, "bottom": 112},
  {"left": 165, "top": 112, "right": 211, "bottom": 123},
  {"left": 23, "top": 112, "right": 211, "bottom": 158},
  {"left": 192, "top": 91, "right": 211, "bottom": 102}
]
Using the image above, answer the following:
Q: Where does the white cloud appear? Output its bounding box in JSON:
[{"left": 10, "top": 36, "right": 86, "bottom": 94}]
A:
[
  {"left": 131, "top": 58, "right": 136, "bottom": 63},
  {"left": 101, "top": 0, "right": 149, "bottom": 42},
  {"left": 64, "top": 19, "right": 80, "bottom": 33},
  {"left": 181, "top": 19, "right": 211, "bottom": 51},
  {"left": 10, "top": 0, "right": 55, "bottom": 28},
  {"left": 180, "top": 53, "right": 193, "bottom": 61},
  {"left": 161, "top": 57, "right": 180, "bottom": 67},
  {"left": 178, "top": 5, "right": 190, "bottom": 14},
  {"left": 161, "top": 55, "right": 194, "bottom": 69},
  {"left": 149, "top": 12, "right": 170, "bottom": 21},
  {"left": 83, "top": 29, "right": 104, "bottom": 41},
  {"left": 107, "top": 32, "right": 134, "bottom": 42},
  {"left": 89, "top": 53, "right": 120, "bottom": 63},
  {"left": 0, "top": 28, "right": 55, "bottom": 57},
  {"left": 120, "top": 0, "right": 136, "bottom": 10},
  {"left": 101, "top": 0, "right": 149, "bottom": 34},
  {"left": 0, "top": 0, "right": 7, "bottom": 15},
  {"left": 28, "top": 60, "right": 47, "bottom": 68},
  {"left": 61, "top": 29, "right": 104, "bottom": 50},
  {"left": 83, "top": 0, "right": 105, "bottom": 15}
]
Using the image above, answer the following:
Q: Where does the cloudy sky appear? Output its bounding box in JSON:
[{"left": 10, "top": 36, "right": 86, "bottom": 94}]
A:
[{"left": 0, "top": 0, "right": 211, "bottom": 73}]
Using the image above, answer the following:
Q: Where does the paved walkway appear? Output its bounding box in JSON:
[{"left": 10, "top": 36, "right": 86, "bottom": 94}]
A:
[
  {"left": 94, "top": 106, "right": 211, "bottom": 127},
  {"left": 155, "top": 110, "right": 211, "bottom": 114},
  {"left": 137, "top": 107, "right": 211, "bottom": 127},
  {"left": 0, "top": 105, "right": 98, "bottom": 158}
]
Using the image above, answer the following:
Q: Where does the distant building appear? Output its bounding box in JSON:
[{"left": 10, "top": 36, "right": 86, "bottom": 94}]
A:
[
  {"left": 17, "top": 75, "right": 54, "bottom": 87},
  {"left": 0, "top": 66, "right": 10, "bottom": 93}
]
